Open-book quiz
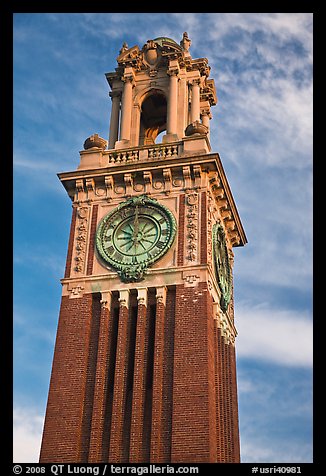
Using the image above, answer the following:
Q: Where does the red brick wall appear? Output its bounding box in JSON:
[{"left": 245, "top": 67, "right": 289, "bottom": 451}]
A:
[
  {"left": 40, "top": 285, "right": 240, "bottom": 463},
  {"left": 214, "top": 325, "right": 241, "bottom": 462},
  {"left": 40, "top": 293, "right": 96, "bottom": 462},
  {"left": 172, "top": 282, "right": 216, "bottom": 462}
]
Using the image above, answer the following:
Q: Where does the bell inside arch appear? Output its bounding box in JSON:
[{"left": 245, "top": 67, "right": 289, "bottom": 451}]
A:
[{"left": 139, "top": 91, "right": 167, "bottom": 145}]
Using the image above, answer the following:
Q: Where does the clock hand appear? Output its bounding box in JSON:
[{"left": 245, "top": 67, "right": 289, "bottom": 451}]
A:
[{"left": 132, "top": 205, "right": 139, "bottom": 243}]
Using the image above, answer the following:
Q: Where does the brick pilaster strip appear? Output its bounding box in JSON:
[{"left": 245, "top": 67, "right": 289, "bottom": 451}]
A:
[
  {"left": 160, "top": 287, "right": 175, "bottom": 462},
  {"left": 150, "top": 291, "right": 167, "bottom": 462},
  {"left": 108, "top": 294, "right": 131, "bottom": 463},
  {"left": 86, "top": 204, "right": 98, "bottom": 275},
  {"left": 129, "top": 298, "right": 148, "bottom": 462},
  {"left": 88, "top": 293, "right": 112, "bottom": 462}
]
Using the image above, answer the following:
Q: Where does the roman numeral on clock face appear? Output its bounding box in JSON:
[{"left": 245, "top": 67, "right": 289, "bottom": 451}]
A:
[
  {"left": 156, "top": 241, "right": 165, "bottom": 249},
  {"left": 106, "top": 245, "right": 114, "bottom": 255}
]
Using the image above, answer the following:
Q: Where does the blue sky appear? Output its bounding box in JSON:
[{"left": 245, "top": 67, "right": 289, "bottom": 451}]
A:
[{"left": 13, "top": 13, "right": 313, "bottom": 463}]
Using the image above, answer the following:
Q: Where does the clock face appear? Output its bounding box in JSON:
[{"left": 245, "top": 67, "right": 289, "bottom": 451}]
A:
[
  {"left": 212, "top": 223, "right": 232, "bottom": 312},
  {"left": 96, "top": 195, "right": 177, "bottom": 282}
]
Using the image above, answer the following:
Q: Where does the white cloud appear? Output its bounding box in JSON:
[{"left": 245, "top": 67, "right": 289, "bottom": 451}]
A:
[
  {"left": 13, "top": 406, "right": 44, "bottom": 463},
  {"left": 240, "top": 437, "right": 313, "bottom": 463},
  {"left": 235, "top": 303, "right": 313, "bottom": 367}
]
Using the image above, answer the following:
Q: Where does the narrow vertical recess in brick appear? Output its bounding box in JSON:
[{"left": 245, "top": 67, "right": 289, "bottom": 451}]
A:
[
  {"left": 123, "top": 301, "right": 138, "bottom": 462},
  {"left": 143, "top": 301, "right": 156, "bottom": 460},
  {"left": 151, "top": 289, "right": 167, "bottom": 462},
  {"left": 129, "top": 292, "right": 149, "bottom": 463},
  {"left": 86, "top": 204, "right": 98, "bottom": 275},
  {"left": 64, "top": 206, "right": 77, "bottom": 278},
  {"left": 103, "top": 297, "right": 120, "bottom": 460},
  {"left": 79, "top": 293, "right": 101, "bottom": 461},
  {"left": 161, "top": 286, "right": 175, "bottom": 462},
  {"left": 109, "top": 292, "right": 137, "bottom": 463}
]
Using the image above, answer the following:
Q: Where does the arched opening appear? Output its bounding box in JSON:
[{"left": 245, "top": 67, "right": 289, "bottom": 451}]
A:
[{"left": 139, "top": 91, "right": 167, "bottom": 145}]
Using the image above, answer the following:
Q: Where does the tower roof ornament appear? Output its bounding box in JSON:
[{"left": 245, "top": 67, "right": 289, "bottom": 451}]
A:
[
  {"left": 180, "top": 32, "right": 191, "bottom": 52},
  {"left": 119, "top": 42, "right": 129, "bottom": 55}
]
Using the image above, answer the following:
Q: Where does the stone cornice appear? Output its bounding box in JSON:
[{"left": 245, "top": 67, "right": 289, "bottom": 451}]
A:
[{"left": 58, "top": 147, "right": 247, "bottom": 248}]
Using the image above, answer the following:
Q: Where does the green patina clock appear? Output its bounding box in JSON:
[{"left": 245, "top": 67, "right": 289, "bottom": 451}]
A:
[
  {"left": 96, "top": 195, "right": 177, "bottom": 283},
  {"left": 212, "top": 223, "right": 232, "bottom": 312}
]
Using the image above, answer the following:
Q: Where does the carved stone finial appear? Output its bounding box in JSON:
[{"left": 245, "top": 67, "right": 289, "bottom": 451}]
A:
[
  {"left": 83, "top": 133, "right": 107, "bottom": 150},
  {"left": 180, "top": 31, "right": 191, "bottom": 51}
]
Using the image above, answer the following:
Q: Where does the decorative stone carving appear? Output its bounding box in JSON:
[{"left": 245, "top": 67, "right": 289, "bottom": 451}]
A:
[
  {"left": 163, "top": 168, "right": 172, "bottom": 195},
  {"left": 213, "top": 303, "right": 236, "bottom": 346},
  {"left": 182, "top": 272, "right": 200, "bottom": 287},
  {"left": 185, "top": 192, "right": 199, "bottom": 262},
  {"left": 142, "top": 40, "right": 161, "bottom": 74},
  {"left": 104, "top": 175, "right": 114, "bottom": 201},
  {"left": 69, "top": 284, "right": 84, "bottom": 299},
  {"left": 124, "top": 173, "right": 133, "bottom": 196},
  {"left": 73, "top": 206, "right": 89, "bottom": 273},
  {"left": 100, "top": 291, "right": 112, "bottom": 310},
  {"left": 137, "top": 288, "right": 148, "bottom": 307},
  {"left": 83, "top": 133, "right": 107, "bottom": 150},
  {"left": 185, "top": 120, "right": 208, "bottom": 136},
  {"left": 118, "top": 290, "right": 130, "bottom": 309},
  {"left": 156, "top": 286, "right": 167, "bottom": 306}
]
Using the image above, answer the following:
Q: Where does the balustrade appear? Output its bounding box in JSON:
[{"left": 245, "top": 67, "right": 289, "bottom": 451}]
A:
[{"left": 107, "top": 142, "right": 180, "bottom": 165}]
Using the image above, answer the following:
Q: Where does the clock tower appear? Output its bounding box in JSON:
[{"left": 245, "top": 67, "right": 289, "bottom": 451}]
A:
[{"left": 40, "top": 33, "right": 247, "bottom": 464}]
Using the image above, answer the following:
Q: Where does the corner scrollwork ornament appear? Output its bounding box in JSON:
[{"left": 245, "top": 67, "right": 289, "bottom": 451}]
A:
[{"left": 212, "top": 223, "right": 232, "bottom": 312}]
